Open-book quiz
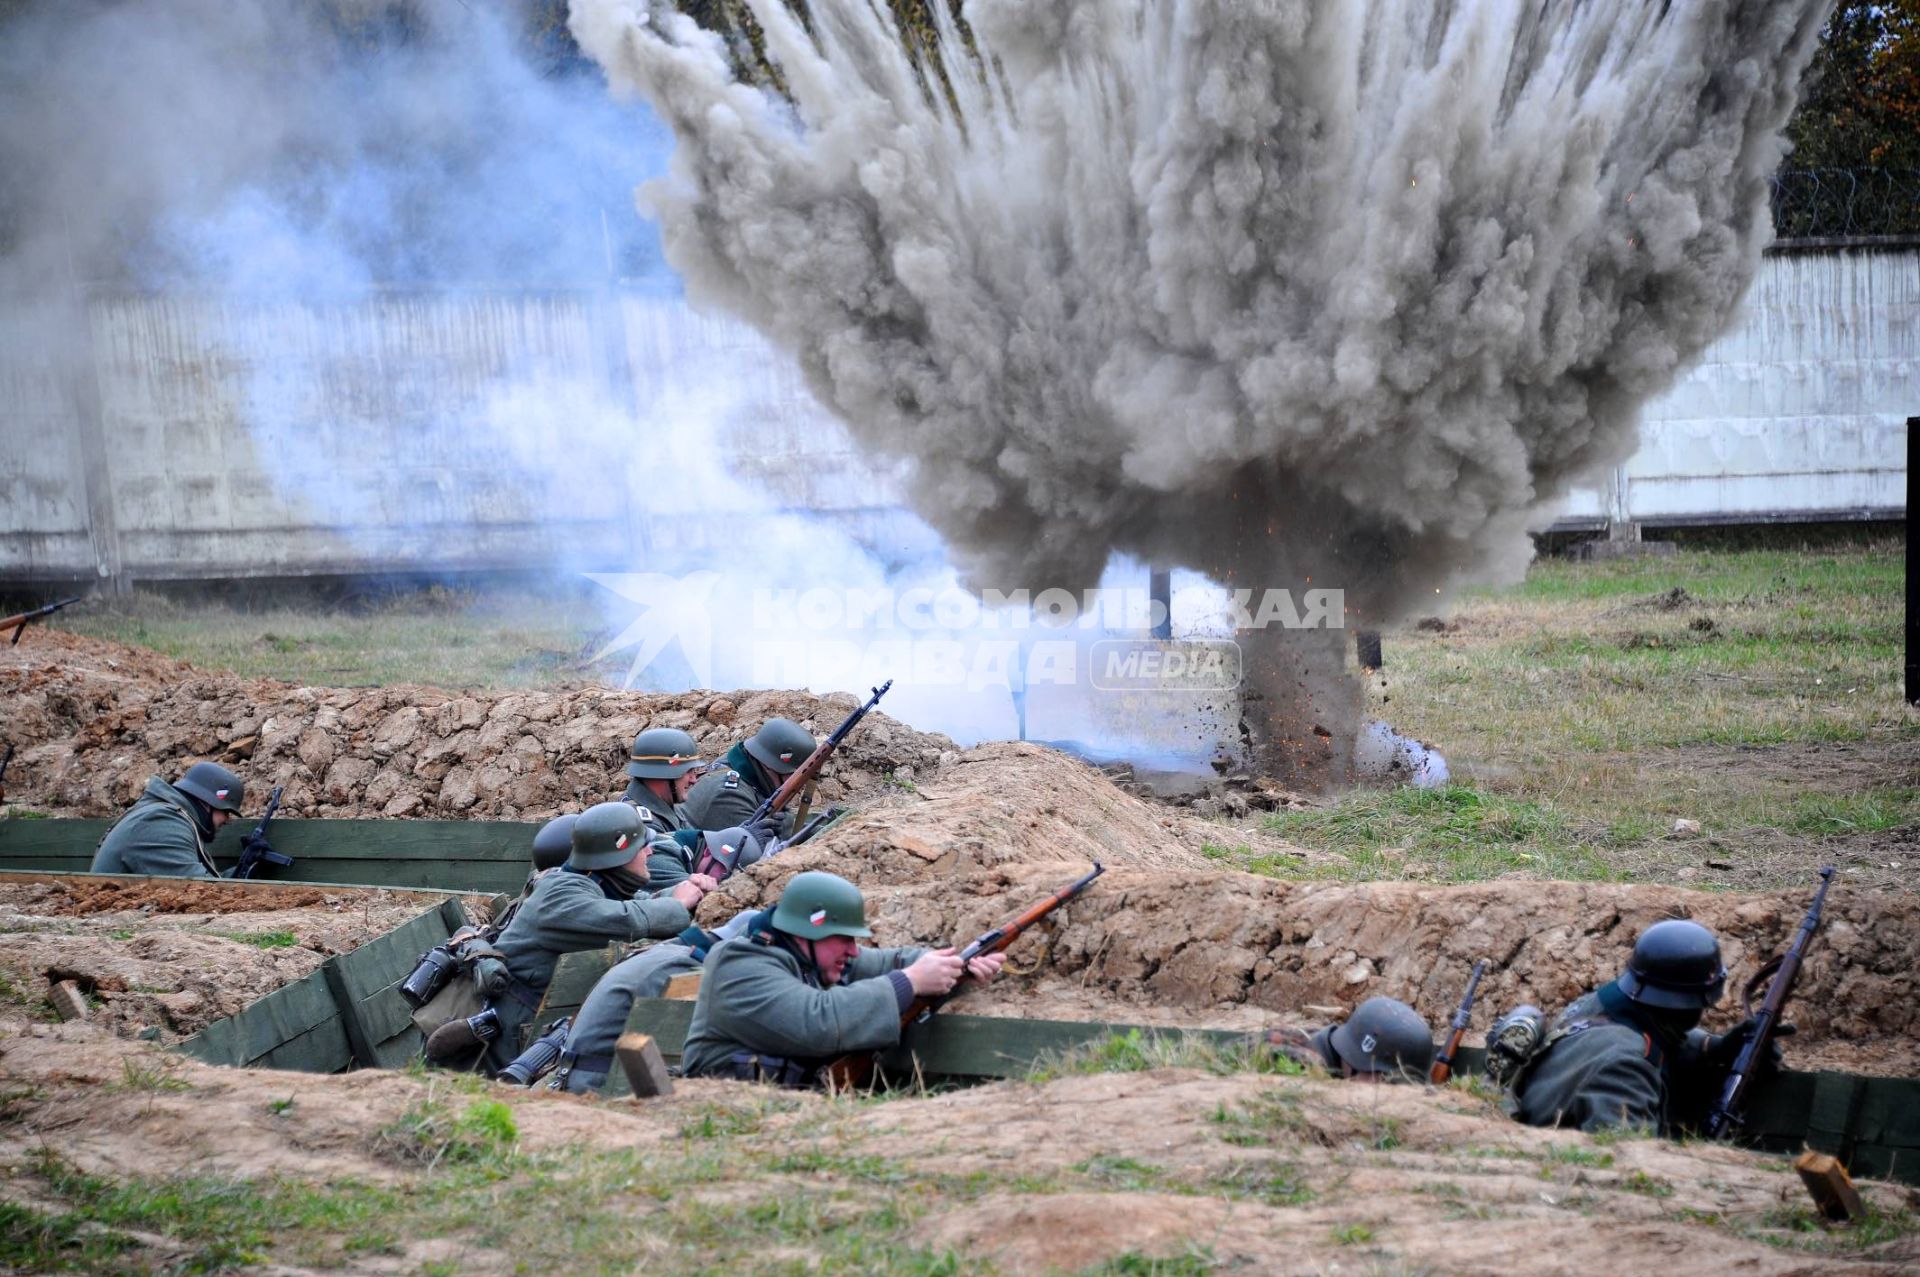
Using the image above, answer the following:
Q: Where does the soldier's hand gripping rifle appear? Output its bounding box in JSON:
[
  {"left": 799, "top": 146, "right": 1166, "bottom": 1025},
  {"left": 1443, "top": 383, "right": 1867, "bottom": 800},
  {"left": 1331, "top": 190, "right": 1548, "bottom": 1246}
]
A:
[
  {"left": 1430, "top": 958, "right": 1487, "bottom": 1085},
  {"left": 229, "top": 785, "right": 293, "bottom": 880},
  {"left": 821, "top": 862, "right": 1106, "bottom": 1090},
  {"left": 2, "top": 596, "right": 81, "bottom": 646},
  {"left": 1704, "top": 864, "right": 1834, "bottom": 1139}
]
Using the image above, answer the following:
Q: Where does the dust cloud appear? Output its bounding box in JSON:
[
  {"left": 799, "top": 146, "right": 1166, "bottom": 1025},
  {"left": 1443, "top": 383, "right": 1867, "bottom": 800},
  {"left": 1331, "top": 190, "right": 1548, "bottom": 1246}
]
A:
[{"left": 573, "top": 0, "right": 1825, "bottom": 780}]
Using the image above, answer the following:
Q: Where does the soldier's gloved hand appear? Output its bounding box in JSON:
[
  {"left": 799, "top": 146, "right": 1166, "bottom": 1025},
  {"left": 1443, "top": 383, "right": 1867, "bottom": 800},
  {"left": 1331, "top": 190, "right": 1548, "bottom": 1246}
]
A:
[
  {"left": 1704, "top": 1016, "right": 1794, "bottom": 1072},
  {"left": 744, "top": 814, "right": 781, "bottom": 848},
  {"left": 472, "top": 956, "right": 511, "bottom": 997},
  {"left": 904, "top": 948, "right": 967, "bottom": 997}
]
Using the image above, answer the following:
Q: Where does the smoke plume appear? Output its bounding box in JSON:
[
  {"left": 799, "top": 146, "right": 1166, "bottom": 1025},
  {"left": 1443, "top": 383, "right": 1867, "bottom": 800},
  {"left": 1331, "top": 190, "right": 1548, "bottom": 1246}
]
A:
[{"left": 572, "top": 0, "right": 1825, "bottom": 780}]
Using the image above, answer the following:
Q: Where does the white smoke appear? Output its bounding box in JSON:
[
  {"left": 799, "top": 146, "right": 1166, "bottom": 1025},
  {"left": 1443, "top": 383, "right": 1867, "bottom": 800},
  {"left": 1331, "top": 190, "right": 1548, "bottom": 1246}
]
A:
[{"left": 571, "top": 0, "right": 1825, "bottom": 781}]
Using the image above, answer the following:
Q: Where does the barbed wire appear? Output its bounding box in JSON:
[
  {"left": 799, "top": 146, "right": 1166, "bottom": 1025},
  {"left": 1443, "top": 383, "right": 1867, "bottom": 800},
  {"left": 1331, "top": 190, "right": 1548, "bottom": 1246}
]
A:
[{"left": 1770, "top": 168, "right": 1920, "bottom": 239}]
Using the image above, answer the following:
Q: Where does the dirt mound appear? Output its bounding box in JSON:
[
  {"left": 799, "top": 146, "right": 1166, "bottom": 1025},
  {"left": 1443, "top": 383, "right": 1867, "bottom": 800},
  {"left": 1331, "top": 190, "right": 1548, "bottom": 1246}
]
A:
[
  {"left": 0, "top": 630, "right": 956, "bottom": 819},
  {"left": 0, "top": 880, "right": 445, "bottom": 1038},
  {"left": 0, "top": 1029, "right": 1912, "bottom": 1275},
  {"left": 705, "top": 851, "right": 1920, "bottom": 1075}
]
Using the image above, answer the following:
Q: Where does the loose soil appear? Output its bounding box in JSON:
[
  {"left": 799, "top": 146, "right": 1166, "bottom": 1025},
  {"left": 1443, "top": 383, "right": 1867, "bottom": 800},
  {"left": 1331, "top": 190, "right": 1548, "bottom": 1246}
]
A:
[
  {"left": 0, "top": 630, "right": 957, "bottom": 820},
  {"left": 3, "top": 631, "right": 1919, "bottom": 1272},
  {"left": 0, "top": 1028, "right": 1913, "bottom": 1275},
  {"left": 0, "top": 879, "right": 449, "bottom": 1039}
]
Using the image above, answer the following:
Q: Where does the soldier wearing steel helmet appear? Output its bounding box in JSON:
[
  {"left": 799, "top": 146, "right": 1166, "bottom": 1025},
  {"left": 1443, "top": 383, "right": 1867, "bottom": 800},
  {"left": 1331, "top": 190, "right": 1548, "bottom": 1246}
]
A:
[
  {"left": 680, "top": 870, "right": 1005, "bottom": 1085},
  {"left": 90, "top": 762, "right": 254, "bottom": 878},
  {"left": 527, "top": 825, "right": 773, "bottom": 1093},
  {"left": 1261, "top": 997, "right": 1436, "bottom": 1081},
  {"left": 620, "top": 726, "right": 710, "bottom": 889},
  {"left": 681, "top": 717, "right": 816, "bottom": 842},
  {"left": 429, "top": 801, "right": 716, "bottom": 1075},
  {"left": 1500, "top": 919, "right": 1788, "bottom": 1133}
]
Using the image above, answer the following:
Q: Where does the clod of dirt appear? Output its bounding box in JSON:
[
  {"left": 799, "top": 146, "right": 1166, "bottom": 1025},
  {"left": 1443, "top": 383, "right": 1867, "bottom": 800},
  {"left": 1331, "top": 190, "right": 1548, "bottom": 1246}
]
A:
[
  {"left": 0, "top": 631, "right": 957, "bottom": 820},
  {"left": 1414, "top": 615, "right": 1454, "bottom": 632},
  {"left": 1641, "top": 586, "right": 1697, "bottom": 610}
]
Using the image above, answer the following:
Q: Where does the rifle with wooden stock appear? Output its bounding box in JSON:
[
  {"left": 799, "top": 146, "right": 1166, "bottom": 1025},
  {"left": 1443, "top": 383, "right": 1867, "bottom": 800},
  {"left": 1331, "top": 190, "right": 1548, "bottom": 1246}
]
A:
[
  {"left": 821, "top": 862, "right": 1106, "bottom": 1090},
  {"left": 1704, "top": 865, "right": 1834, "bottom": 1138},
  {"left": 1, "top": 596, "right": 80, "bottom": 645},
  {"left": 746, "top": 679, "right": 893, "bottom": 832},
  {"left": 1430, "top": 958, "right": 1487, "bottom": 1085}
]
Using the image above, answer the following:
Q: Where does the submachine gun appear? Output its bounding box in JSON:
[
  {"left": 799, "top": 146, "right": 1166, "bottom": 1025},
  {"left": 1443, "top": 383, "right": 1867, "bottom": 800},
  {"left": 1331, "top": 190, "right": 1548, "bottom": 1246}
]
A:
[
  {"left": 1704, "top": 865, "right": 1834, "bottom": 1139},
  {"left": 821, "top": 862, "right": 1106, "bottom": 1090}
]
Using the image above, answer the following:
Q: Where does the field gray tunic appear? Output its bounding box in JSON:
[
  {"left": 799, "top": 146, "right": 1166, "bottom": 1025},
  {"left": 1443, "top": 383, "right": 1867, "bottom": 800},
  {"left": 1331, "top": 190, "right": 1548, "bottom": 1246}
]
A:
[
  {"left": 89, "top": 777, "right": 221, "bottom": 878},
  {"left": 680, "top": 912, "right": 923, "bottom": 1081},
  {"left": 484, "top": 867, "right": 692, "bottom": 1071}
]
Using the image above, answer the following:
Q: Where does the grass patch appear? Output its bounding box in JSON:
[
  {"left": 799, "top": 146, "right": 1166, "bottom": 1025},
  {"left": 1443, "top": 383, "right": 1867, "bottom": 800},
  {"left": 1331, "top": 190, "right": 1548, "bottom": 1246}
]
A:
[
  {"left": 1208, "top": 1160, "right": 1313, "bottom": 1207},
  {"left": 1084, "top": 1247, "right": 1217, "bottom": 1276},
  {"left": 1330, "top": 1222, "right": 1375, "bottom": 1246},
  {"left": 372, "top": 1094, "right": 518, "bottom": 1169},
  {"left": 1541, "top": 1144, "right": 1614, "bottom": 1169},
  {"left": 1029, "top": 1028, "right": 1307, "bottom": 1082},
  {"left": 1208, "top": 1090, "right": 1311, "bottom": 1147},
  {"left": 213, "top": 929, "right": 298, "bottom": 949}
]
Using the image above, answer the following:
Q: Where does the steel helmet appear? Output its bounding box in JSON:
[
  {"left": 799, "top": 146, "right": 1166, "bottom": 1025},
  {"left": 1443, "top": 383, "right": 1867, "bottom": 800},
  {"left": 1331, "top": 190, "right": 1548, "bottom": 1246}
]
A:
[
  {"left": 770, "top": 870, "right": 872, "bottom": 939},
  {"left": 567, "top": 801, "right": 648, "bottom": 872},
  {"left": 695, "top": 826, "right": 765, "bottom": 879},
  {"left": 530, "top": 814, "right": 577, "bottom": 871},
  {"left": 626, "top": 727, "right": 702, "bottom": 780},
  {"left": 744, "top": 718, "right": 816, "bottom": 776},
  {"left": 1617, "top": 919, "right": 1726, "bottom": 1010},
  {"left": 174, "top": 761, "right": 245, "bottom": 814},
  {"left": 1327, "top": 997, "right": 1436, "bottom": 1078}
]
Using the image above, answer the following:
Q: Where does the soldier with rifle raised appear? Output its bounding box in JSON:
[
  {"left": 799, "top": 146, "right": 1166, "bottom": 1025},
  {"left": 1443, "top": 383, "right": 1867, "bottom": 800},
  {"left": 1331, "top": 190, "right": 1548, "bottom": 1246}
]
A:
[
  {"left": 682, "top": 681, "right": 892, "bottom": 844},
  {"left": 1488, "top": 875, "right": 1829, "bottom": 1135},
  {"left": 89, "top": 762, "right": 292, "bottom": 880}
]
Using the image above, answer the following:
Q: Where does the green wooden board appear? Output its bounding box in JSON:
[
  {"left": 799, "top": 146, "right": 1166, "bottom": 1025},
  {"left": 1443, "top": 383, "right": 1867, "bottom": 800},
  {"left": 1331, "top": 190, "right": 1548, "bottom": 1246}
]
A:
[{"left": 0, "top": 817, "right": 540, "bottom": 894}]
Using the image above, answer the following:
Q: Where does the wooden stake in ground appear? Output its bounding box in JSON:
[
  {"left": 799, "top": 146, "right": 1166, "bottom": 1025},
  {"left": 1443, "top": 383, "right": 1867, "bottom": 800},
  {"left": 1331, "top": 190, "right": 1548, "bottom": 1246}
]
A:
[
  {"left": 616, "top": 1032, "right": 674, "bottom": 1098},
  {"left": 47, "top": 979, "right": 90, "bottom": 1022},
  {"left": 1794, "top": 1150, "right": 1865, "bottom": 1222}
]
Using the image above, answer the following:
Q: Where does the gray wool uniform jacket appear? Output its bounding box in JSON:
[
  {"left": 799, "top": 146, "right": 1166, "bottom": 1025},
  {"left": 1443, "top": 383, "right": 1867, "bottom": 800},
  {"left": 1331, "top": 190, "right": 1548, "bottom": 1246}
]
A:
[
  {"left": 483, "top": 867, "right": 692, "bottom": 1071},
  {"left": 90, "top": 777, "right": 221, "bottom": 878},
  {"left": 680, "top": 914, "right": 923, "bottom": 1081}
]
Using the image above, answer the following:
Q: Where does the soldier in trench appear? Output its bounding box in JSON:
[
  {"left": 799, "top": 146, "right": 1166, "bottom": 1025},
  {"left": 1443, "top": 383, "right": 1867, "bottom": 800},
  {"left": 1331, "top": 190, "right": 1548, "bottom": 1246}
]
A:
[
  {"left": 681, "top": 717, "right": 817, "bottom": 841},
  {"left": 1258, "top": 997, "right": 1437, "bottom": 1081},
  {"left": 90, "top": 761, "right": 268, "bottom": 879},
  {"left": 1489, "top": 920, "right": 1786, "bottom": 1134},
  {"left": 426, "top": 801, "right": 715, "bottom": 1075}
]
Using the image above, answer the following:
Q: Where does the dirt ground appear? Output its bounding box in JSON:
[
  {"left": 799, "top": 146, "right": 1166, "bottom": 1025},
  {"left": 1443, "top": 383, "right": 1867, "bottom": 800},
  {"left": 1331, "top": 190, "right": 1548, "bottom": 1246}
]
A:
[
  {"left": 0, "top": 880, "right": 450, "bottom": 1039},
  {"left": 0, "top": 630, "right": 957, "bottom": 820},
  {"left": 0, "top": 1025, "right": 1913, "bottom": 1275}
]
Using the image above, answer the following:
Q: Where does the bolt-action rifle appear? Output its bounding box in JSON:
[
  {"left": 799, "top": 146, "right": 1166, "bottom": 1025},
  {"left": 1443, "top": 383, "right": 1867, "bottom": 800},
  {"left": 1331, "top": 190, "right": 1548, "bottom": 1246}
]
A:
[
  {"left": 1, "top": 596, "right": 81, "bottom": 645},
  {"left": 1705, "top": 865, "right": 1834, "bottom": 1138},
  {"left": 1429, "top": 959, "right": 1487, "bottom": 1085},
  {"left": 698, "top": 681, "right": 893, "bottom": 881},
  {"left": 746, "top": 679, "right": 893, "bottom": 831},
  {"left": 820, "top": 862, "right": 1105, "bottom": 1090},
  {"left": 230, "top": 785, "right": 293, "bottom": 879}
]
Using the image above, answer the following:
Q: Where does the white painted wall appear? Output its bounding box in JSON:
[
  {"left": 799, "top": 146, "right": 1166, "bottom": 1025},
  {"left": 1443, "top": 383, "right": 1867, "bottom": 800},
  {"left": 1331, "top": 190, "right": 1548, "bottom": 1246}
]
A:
[
  {"left": 1558, "top": 248, "right": 1915, "bottom": 527},
  {"left": 2, "top": 247, "right": 1910, "bottom": 583}
]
